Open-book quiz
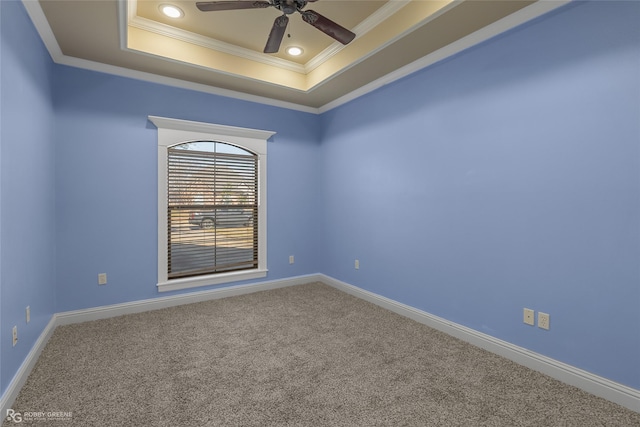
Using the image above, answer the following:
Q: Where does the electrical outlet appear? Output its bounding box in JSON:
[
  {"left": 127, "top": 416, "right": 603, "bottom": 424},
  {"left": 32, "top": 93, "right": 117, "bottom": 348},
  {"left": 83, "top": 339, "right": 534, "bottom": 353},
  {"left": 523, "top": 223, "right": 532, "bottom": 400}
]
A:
[
  {"left": 98, "top": 273, "right": 107, "bottom": 285},
  {"left": 289, "top": 255, "right": 294, "bottom": 264},
  {"left": 523, "top": 308, "right": 534, "bottom": 326},
  {"left": 12, "top": 326, "right": 18, "bottom": 347},
  {"left": 355, "top": 259, "right": 360, "bottom": 270},
  {"left": 538, "top": 312, "right": 550, "bottom": 330},
  {"left": 26, "top": 306, "right": 30, "bottom": 324}
]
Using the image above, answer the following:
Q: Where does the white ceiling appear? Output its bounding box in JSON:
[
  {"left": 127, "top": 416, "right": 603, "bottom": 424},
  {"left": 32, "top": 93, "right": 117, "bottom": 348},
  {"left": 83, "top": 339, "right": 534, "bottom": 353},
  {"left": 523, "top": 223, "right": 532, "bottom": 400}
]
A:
[{"left": 24, "top": 0, "right": 567, "bottom": 113}]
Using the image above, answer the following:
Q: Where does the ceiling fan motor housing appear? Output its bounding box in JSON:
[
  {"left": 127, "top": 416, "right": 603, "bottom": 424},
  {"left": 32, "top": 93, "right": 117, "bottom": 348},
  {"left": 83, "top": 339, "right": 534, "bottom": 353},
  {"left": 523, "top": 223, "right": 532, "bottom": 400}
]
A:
[
  {"left": 274, "top": 0, "right": 307, "bottom": 15},
  {"left": 196, "top": 0, "right": 355, "bottom": 53}
]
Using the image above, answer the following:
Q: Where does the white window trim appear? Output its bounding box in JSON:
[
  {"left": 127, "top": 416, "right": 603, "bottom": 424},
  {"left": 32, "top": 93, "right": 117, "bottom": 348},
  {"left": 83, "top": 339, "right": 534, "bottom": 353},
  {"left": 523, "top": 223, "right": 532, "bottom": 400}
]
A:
[{"left": 149, "top": 116, "right": 275, "bottom": 292}]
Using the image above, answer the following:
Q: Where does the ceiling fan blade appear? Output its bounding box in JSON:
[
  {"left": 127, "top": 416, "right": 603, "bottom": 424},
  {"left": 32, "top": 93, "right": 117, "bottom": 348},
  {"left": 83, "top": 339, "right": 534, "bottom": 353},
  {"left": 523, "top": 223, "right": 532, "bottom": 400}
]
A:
[
  {"left": 196, "top": 1, "right": 271, "bottom": 12},
  {"left": 300, "top": 10, "right": 355, "bottom": 45},
  {"left": 264, "top": 15, "right": 289, "bottom": 53}
]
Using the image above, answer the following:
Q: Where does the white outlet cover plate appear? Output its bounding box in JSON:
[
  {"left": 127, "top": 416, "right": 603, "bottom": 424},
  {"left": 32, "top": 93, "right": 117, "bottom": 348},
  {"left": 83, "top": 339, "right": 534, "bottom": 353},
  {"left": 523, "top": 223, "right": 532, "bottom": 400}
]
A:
[
  {"left": 538, "top": 312, "right": 550, "bottom": 330},
  {"left": 523, "top": 308, "right": 535, "bottom": 326}
]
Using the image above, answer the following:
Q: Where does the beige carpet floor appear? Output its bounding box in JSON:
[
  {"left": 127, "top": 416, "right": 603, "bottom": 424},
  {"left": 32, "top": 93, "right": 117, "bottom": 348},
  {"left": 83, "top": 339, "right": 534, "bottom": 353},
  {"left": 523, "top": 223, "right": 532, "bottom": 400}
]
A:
[{"left": 5, "top": 282, "right": 640, "bottom": 426}]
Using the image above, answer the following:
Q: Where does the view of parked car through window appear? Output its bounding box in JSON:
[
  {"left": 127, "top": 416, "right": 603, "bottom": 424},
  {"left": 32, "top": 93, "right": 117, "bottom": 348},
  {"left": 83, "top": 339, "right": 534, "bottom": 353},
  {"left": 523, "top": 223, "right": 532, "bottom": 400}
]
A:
[
  {"left": 188, "top": 208, "right": 254, "bottom": 229},
  {"left": 167, "top": 141, "right": 258, "bottom": 279}
]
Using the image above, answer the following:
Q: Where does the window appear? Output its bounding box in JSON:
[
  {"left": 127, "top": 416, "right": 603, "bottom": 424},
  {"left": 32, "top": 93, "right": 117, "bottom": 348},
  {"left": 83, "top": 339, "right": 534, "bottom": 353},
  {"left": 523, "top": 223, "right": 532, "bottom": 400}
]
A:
[
  {"left": 149, "top": 116, "right": 275, "bottom": 292},
  {"left": 168, "top": 141, "right": 257, "bottom": 279}
]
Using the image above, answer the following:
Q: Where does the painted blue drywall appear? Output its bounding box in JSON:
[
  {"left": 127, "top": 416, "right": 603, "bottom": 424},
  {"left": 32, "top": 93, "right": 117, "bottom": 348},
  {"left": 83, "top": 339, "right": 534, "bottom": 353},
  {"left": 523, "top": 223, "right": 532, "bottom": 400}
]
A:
[
  {"left": 53, "top": 66, "right": 321, "bottom": 311},
  {"left": 319, "top": 1, "right": 640, "bottom": 389},
  {"left": 0, "top": 0, "right": 3, "bottom": 397},
  {"left": 1, "top": 0, "right": 639, "bottom": 404},
  {"left": 0, "top": 0, "right": 57, "bottom": 396}
]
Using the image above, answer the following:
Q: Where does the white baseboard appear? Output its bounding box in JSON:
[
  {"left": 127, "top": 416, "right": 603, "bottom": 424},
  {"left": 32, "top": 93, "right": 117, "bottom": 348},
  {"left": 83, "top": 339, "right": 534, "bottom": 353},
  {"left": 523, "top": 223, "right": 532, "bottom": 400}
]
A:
[
  {"left": 55, "top": 273, "right": 322, "bottom": 326},
  {"left": 2, "top": 272, "right": 638, "bottom": 415},
  {"left": 319, "top": 274, "right": 640, "bottom": 413},
  {"left": 1, "top": 274, "right": 321, "bottom": 415},
  {"left": 0, "top": 316, "right": 57, "bottom": 417}
]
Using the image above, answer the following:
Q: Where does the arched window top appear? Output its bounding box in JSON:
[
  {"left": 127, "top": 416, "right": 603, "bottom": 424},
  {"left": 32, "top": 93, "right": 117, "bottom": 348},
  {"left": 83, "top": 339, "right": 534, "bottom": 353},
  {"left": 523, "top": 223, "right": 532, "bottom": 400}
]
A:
[
  {"left": 171, "top": 140, "right": 256, "bottom": 157},
  {"left": 150, "top": 116, "right": 274, "bottom": 293},
  {"left": 148, "top": 115, "right": 274, "bottom": 156}
]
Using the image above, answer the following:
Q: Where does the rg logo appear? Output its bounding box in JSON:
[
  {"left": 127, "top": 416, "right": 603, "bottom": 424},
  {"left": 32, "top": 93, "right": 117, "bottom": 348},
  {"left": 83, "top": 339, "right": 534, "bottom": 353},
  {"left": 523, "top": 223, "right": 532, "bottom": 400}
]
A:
[{"left": 5, "top": 409, "right": 22, "bottom": 423}]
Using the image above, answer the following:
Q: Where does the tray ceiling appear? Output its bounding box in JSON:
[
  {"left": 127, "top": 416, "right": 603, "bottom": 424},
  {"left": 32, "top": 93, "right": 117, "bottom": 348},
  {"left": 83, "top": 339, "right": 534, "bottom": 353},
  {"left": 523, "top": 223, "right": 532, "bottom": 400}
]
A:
[{"left": 25, "top": 0, "right": 567, "bottom": 112}]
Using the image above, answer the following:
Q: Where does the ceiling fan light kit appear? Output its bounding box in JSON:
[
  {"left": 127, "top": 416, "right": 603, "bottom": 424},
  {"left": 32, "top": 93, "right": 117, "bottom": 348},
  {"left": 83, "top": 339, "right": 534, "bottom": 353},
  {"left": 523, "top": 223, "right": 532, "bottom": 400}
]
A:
[{"left": 196, "top": 0, "right": 356, "bottom": 54}]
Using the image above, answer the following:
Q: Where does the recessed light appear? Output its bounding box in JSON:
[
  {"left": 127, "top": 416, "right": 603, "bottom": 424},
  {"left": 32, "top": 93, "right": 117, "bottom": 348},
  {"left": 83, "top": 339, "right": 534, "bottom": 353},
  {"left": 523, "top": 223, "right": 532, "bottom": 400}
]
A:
[
  {"left": 159, "top": 4, "right": 184, "bottom": 19},
  {"left": 286, "top": 46, "right": 303, "bottom": 57}
]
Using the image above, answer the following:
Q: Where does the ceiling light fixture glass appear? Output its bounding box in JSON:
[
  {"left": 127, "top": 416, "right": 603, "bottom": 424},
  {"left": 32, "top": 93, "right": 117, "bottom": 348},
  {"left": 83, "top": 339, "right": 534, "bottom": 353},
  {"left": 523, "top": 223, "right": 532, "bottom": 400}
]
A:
[
  {"left": 286, "top": 46, "right": 303, "bottom": 57},
  {"left": 159, "top": 4, "right": 184, "bottom": 19}
]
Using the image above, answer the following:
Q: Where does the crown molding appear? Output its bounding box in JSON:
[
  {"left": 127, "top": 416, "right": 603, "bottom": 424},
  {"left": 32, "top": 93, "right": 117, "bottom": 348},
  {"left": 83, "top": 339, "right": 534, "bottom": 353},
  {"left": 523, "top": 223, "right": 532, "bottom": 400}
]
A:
[
  {"left": 305, "top": 0, "right": 410, "bottom": 73},
  {"left": 126, "top": 0, "right": 408, "bottom": 76},
  {"left": 127, "top": 15, "right": 307, "bottom": 74},
  {"left": 20, "top": 0, "right": 64, "bottom": 60},
  {"left": 21, "top": 0, "right": 571, "bottom": 114},
  {"left": 21, "top": 0, "right": 319, "bottom": 113},
  {"left": 306, "top": 0, "right": 459, "bottom": 95},
  {"left": 318, "top": 0, "right": 572, "bottom": 113}
]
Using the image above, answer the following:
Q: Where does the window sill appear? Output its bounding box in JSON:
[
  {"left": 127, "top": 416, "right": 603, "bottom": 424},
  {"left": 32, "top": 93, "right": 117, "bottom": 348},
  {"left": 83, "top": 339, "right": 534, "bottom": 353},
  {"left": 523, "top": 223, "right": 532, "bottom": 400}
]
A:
[{"left": 157, "top": 269, "right": 268, "bottom": 293}]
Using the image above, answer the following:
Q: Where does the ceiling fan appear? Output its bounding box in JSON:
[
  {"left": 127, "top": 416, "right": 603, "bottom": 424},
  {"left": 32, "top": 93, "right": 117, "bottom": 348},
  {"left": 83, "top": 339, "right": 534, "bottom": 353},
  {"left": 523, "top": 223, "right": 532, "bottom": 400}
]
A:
[{"left": 195, "top": 0, "right": 356, "bottom": 54}]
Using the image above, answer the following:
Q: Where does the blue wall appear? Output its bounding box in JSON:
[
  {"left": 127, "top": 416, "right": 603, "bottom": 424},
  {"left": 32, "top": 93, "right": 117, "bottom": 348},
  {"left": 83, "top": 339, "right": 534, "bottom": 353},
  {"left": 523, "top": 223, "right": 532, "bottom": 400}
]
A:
[
  {"left": 1, "top": 0, "right": 321, "bottom": 396},
  {"left": 1, "top": 0, "right": 639, "bottom": 401},
  {"left": 0, "top": 0, "right": 57, "bottom": 396},
  {"left": 53, "top": 67, "right": 322, "bottom": 311},
  {"left": 319, "top": 1, "right": 640, "bottom": 389}
]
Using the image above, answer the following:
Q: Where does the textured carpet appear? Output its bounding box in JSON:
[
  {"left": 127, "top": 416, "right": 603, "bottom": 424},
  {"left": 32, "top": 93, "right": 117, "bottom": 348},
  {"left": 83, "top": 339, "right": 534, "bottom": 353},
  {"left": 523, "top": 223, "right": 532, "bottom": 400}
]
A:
[{"left": 5, "top": 283, "right": 640, "bottom": 426}]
